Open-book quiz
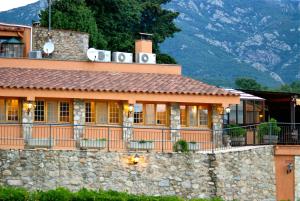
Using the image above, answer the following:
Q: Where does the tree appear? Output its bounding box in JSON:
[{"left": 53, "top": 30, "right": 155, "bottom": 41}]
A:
[
  {"left": 40, "top": 0, "right": 107, "bottom": 48},
  {"left": 40, "top": 0, "right": 180, "bottom": 64},
  {"left": 279, "top": 81, "right": 300, "bottom": 93},
  {"left": 235, "top": 78, "right": 264, "bottom": 90}
]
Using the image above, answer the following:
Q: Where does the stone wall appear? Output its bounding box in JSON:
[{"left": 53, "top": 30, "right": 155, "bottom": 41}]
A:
[
  {"left": 32, "top": 27, "right": 89, "bottom": 60},
  {"left": 0, "top": 146, "right": 276, "bottom": 200},
  {"left": 295, "top": 156, "right": 300, "bottom": 200}
]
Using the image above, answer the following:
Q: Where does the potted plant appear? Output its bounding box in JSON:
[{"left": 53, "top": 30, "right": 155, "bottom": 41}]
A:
[
  {"left": 27, "top": 138, "right": 55, "bottom": 147},
  {"left": 187, "top": 141, "right": 200, "bottom": 151},
  {"left": 129, "top": 140, "right": 154, "bottom": 150},
  {"left": 227, "top": 125, "right": 246, "bottom": 146},
  {"left": 173, "top": 139, "right": 189, "bottom": 153},
  {"left": 258, "top": 118, "right": 281, "bottom": 144},
  {"left": 80, "top": 138, "right": 107, "bottom": 149}
]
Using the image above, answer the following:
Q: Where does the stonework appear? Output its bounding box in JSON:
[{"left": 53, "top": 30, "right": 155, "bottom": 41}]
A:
[
  {"left": 122, "top": 104, "right": 133, "bottom": 141},
  {"left": 170, "top": 103, "right": 181, "bottom": 141},
  {"left": 22, "top": 101, "right": 34, "bottom": 143},
  {"left": 212, "top": 105, "right": 223, "bottom": 148},
  {"left": 73, "top": 99, "right": 85, "bottom": 140},
  {"left": 0, "top": 146, "right": 276, "bottom": 200},
  {"left": 32, "top": 27, "right": 89, "bottom": 61},
  {"left": 295, "top": 156, "right": 300, "bottom": 200}
]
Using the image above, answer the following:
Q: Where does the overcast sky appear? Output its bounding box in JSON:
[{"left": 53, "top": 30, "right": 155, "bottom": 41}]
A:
[{"left": 0, "top": 0, "right": 39, "bottom": 12}]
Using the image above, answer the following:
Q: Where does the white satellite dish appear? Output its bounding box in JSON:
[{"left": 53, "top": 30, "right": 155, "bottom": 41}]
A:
[
  {"left": 43, "top": 40, "right": 55, "bottom": 54},
  {"left": 87, "top": 48, "right": 98, "bottom": 61}
]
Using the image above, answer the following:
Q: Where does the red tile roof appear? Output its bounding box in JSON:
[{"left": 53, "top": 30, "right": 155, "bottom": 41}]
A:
[{"left": 0, "top": 67, "right": 237, "bottom": 96}]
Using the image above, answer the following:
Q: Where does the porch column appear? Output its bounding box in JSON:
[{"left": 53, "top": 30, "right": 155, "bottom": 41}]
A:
[
  {"left": 170, "top": 103, "right": 181, "bottom": 141},
  {"left": 212, "top": 105, "right": 223, "bottom": 147},
  {"left": 22, "top": 100, "right": 34, "bottom": 144},
  {"left": 122, "top": 103, "right": 133, "bottom": 141},
  {"left": 73, "top": 99, "right": 85, "bottom": 141}
]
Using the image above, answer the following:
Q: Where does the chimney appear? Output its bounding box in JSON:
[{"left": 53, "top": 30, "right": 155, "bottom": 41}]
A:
[{"left": 135, "top": 33, "right": 153, "bottom": 54}]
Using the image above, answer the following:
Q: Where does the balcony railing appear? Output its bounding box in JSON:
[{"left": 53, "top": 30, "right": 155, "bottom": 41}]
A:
[{"left": 0, "top": 122, "right": 299, "bottom": 153}]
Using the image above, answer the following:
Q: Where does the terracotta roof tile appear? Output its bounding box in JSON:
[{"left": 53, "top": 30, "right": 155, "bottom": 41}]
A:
[{"left": 0, "top": 67, "right": 237, "bottom": 96}]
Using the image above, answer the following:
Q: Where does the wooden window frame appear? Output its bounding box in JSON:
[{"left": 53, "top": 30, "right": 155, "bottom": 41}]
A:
[
  {"left": 6, "top": 99, "right": 20, "bottom": 122},
  {"left": 108, "top": 101, "right": 122, "bottom": 125},
  {"left": 85, "top": 101, "right": 96, "bottom": 124},
  {"left": 180, "top": 104, "right": 211, "bottom": 128},
  {"left": 133, "top": 103, "right": 144, "bottom": 125},
  {"left": 133, "top": 103, "right": 169, "bottom": 126},
  {"left": 34, "top": 100, "right": 46, "bottom": 122},
  {"left": 58, "top": 100, "right": 72, "bottom": 123}
]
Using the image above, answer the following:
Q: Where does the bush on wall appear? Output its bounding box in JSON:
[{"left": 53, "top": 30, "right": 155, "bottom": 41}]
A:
[{"left": 0, "top": 186, "right": 225, "bottom": 201}]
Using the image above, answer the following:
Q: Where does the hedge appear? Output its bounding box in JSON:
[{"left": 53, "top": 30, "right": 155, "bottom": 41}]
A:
[{"left": 0, "top": 186, "right": 225, "bottom": 201}]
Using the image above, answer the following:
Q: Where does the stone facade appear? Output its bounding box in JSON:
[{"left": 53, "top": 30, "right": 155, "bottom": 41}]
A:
[
  {"left": 170, "top": 103, "right": 181, "bottom": 141},
  {"left": 295, "top": 156, "right": 300, "bottom": 200},
  {"left": 122, "top": 104, "right": 134, "bottom": 141},
  {"left": 0, "top": 146, "right": 276, "bottom": 200},
  {"left": 22, "top": 101, "right": 34, "bottom": 143},
  {"left": 212, "top": 105, "right": 223, "bottom": 148},
  {"left": 73, "top": 99, "right": 85, "bottom": 140},
  {"left": 32, "top": 27, "right": 89, "bottom": 61}
]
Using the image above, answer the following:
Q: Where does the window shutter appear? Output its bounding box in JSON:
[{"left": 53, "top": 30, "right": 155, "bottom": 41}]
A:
[
  {"left": 145, "top": 104, "right": 155, "bottom": 125},
  {"left": 0, "top": 99, "right": 5, "bottom": 121}
]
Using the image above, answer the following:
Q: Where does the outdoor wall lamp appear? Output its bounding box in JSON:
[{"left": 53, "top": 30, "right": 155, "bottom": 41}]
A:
[
  {"left": 287, "top": 163, "right": 294, "bottom": 174},
  {"left": 23, "top": 102, "right": 36, "bottom": 115},
  {"left": 128, "top": 104, "right": 134, "bottom": 118},
  {"left": 225, "top": 107, "right": 231, "bottom": 114},
  {"left": 129, "top": 154, "right": 140, "bottom": 165}
]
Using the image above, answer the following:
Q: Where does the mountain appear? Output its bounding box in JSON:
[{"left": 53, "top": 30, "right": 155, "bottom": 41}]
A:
[
  {"left": 0, "top": 0, "right": 299, "bottom": 88},
  {"left": 0, "top": 0, "right": 47, "bottom": 25},
  {"left": 161, "top": 0, "right": 300, "bottom": 87}
]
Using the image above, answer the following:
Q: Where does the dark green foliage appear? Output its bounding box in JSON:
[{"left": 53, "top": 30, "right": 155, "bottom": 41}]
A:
[
  {"left": 258, "top": 118, "right": 281, "bottom": 139},
  {"left": 278, "top": 81, "right": 300, "bottom": 94},
  {"left": 0, "top": 186, "right": 224, "bottom": 201},
  {"left": 0, "top": 186, "right": 29, "bottom": 201},
  {"left": 227, "top": 125, "right": 246, "bottom": 137},
  {"left": 39, "top": 0, "right": 106, "bottom": 48},
  {"left": 235, "top": 78, "right": 266, "bottom": 90},
  {"left": 40, "top": 0, "right": 180, "bottom": 63},
  {"left": 173, "top": 139, "right": 189, "bottom": 152}
]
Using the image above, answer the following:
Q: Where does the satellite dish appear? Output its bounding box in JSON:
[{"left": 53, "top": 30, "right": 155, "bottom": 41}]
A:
[
  {"left": 87, "top": 48, "right": 98, "bottom": 61},
  {"left": 43, "top": 40, "right": 55, "bottom": 54}
]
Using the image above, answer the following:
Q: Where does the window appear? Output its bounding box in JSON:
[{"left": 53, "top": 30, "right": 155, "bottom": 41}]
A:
[
  {"left": 109, "top": 102, "right": 120, "bottom": 124},
  {"left": 134, "top": 104, "right": 143, "bottom": 124},
  {"left": 6, "top": 99, "right": 19, "bottom": 121},
  {"left": 229, "top": 105, "right": 237, "bottom": 124},
  {"left": 254, "top": 101, "right": 263, "bottom": 123},
  {"left": 156, "top": 104, "right": 167, "bottom": 125},
  {"left": 0, "top": 99, "right": 5, "bottom": 121},
  {"left": 34, "top": 100, "right": 45, "bottom": 122},
  {"left": 245, "top": 100, "right": 254, "bottom": 124},
  {"left": 198, "top": 106, "right": 208, "bottom": 126},
  {"left": 96, "top": 102, "right": 108, "bottom": 124},
  {"left": 85, "top": 102, "right": 95, "bottom": 123},
  {"left": 181, "top": 105, "right": 210, "bottom": 127},
  {"left": 59, "top": 101, "right": 70, "bottom": 122},
  {"left": 47, "top": 101, "right": 58, "bottom": 123},
  {"left": 237, "top": 101, "right": 244, "bottom": 124},
  {"left": 180, "top": 105, "right": 186, "bottom": 126},
  {"left": 145, "top": 104, "right": 155, "bottom": 125}
]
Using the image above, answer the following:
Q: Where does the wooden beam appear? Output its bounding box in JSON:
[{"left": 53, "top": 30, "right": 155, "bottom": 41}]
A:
[{"left": 0, "top": 31, "right": 19, "bottom": 37}]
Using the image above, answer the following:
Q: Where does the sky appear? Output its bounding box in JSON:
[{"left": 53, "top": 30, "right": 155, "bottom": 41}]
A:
[{"left": 0, "top": 0, "right": 39, "bottom": 12}]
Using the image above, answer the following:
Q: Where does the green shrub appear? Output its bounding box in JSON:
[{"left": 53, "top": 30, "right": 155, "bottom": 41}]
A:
[
  {"left": 227, "top": 124, "right": 246, "bottom": 137},
  {"left": 173, "top": 139, "right": 189, "bottom": 153},
  {"left": 0, "top": 186, "right": 29, "bottom": 201},
  {"left": 0, "top": 186, "right": 225, "bottom": 201},
  {"left": 258, "top": 118, "right": 281, "bottom": 139}
]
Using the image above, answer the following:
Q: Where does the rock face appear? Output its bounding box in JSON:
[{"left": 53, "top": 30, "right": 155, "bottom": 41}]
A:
[{"left": 0, "top": 146, "right": 276, "bottom": 200}]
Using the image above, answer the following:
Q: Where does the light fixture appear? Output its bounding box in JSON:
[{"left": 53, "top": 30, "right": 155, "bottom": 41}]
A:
[
  {"left": 23, "top": 102, "right": 36, "bottom": 115},
  {"left": 192, "top": 106, "right": 197, "bottom": 113},
  {"left": 127, "top": 104, "right": 134, "bottom": 118},
  {"left": 259, "top": 114, "right": 263, "bottom": 118},
  {"left": 225, "top": 107, "right": 231, "bottom": 114},
  {"left": 129, "top": 154, "right": 140, "bottom": 165}
]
